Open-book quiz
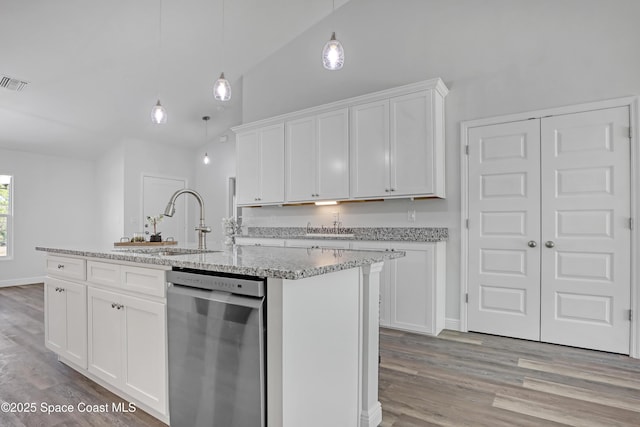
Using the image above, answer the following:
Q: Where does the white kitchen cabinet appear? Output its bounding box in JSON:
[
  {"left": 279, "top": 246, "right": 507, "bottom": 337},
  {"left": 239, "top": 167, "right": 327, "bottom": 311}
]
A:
[
  {"left": 286, "top": 108, "right": 349, "bottom": 202},
  {"left": 44, "top": 277, "right": 87, "bottom": 368},
  {"left": 351, "top": 88, "right": 446, "bottom": 199},
  {"left": 352, "top": 241, "right": 446, "bottom": 335},
  {"left": 88, "top": 286, "right": 167, "bottom": 415},
  {"left": 236, "top": 123, "right": 285, "bottom": 206}
]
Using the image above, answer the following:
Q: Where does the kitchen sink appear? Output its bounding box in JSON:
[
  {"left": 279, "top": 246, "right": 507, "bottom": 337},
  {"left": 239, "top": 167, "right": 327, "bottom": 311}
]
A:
[{"left": 114, "top": 248, "right": 220, "bottom": 256}]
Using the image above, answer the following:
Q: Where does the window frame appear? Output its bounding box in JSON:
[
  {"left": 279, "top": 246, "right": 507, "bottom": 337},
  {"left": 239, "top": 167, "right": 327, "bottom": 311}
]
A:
[{"left": 0, "top": 175, "right": 13, "bottom": 260}]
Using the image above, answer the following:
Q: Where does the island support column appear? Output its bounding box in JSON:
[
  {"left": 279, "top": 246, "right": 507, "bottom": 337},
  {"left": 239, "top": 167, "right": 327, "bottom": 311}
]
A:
[{"left": 360, "top": 262, "right": 384, "bottom": 427}]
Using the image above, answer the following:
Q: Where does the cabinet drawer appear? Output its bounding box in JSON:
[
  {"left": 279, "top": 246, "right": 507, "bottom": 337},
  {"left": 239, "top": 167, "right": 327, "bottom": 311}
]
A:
[
  {"left": 46, "top": 256, "right": 86, "bottom": 281},
  {"left": 87, "top": 261, "right": 121, "bottom": 288},
  {"left": 121, "top": 266, "right": 166, "bottom": 298}
]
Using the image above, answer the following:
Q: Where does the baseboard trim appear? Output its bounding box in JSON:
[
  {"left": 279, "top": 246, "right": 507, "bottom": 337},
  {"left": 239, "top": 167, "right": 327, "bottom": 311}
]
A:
[
  {"left": 0, "top": 276, "right": 45, "bottom": 288},
  {"left": 445, "top": 317, "right": 461, "bottom": 332},
  {"left": 360, "top": 401, "right": 382, "bottom": 427}
]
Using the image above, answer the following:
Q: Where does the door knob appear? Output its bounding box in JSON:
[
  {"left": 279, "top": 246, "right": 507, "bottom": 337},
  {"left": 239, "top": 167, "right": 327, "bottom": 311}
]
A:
[
  {"left": 527, "top": 240, "right": 537, "bottom": 248},
  {"left": 545, "top": 241, "right": 555, "bottom": 248}
]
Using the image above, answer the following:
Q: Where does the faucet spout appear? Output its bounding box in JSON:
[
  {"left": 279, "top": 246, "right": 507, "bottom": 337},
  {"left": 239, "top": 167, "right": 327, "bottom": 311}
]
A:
[{"left": 164, "top": 189, "right": 211, "bottom": 250}]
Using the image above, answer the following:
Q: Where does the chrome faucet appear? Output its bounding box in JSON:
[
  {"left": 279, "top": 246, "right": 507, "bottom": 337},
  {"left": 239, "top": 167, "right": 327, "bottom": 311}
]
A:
[{"left": 164, "top": 189, "right": 211, "bottom": 250}]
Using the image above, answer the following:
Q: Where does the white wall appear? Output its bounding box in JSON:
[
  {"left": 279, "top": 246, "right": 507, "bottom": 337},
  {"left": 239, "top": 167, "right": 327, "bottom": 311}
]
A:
[
  {"left": 95, "top": 139, "right": 199, "bottom": 246},
  {"left": 96, "top": 142, "right": 125, "bottom": 245},
  {"left": 0, "top": 148, "right": 97, "bottom": 286},
  {"left": 237, "top": 0, "right": 640, "bottom": 322},
  {"left": 194, "top": 133, "right": 237, "bottom": 245}
]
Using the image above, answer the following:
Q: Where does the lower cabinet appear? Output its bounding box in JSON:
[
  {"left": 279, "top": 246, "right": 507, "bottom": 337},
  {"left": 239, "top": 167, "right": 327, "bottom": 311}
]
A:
[
  {"left": 352, "top": 241, "right": 446, "bottom": 335},
  {"left": 87, "top": 286, "right": 167, "bottom": 415},
  {"left": 44, "top": 277, "right": 87, "bottom": 368}
]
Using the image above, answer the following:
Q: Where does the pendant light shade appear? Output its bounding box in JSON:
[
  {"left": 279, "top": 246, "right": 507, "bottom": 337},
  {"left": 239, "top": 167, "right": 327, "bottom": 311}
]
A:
[
  {"left": 213, "top": 72, "right": 231, "bottom": 101},
  {"left": 322, "top": 32, "right": 344, "bottom": 70},
  {"left": 151, "top": 99, "right": 167, "bottom": 124},
  {"left": 202, "top": 116, "right": 211, "bottom": 165}
]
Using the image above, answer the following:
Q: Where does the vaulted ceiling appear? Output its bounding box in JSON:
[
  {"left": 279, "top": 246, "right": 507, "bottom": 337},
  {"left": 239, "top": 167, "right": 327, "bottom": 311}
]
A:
[{"left": 0, "top": 0, "right": 348, "bottom": 159}]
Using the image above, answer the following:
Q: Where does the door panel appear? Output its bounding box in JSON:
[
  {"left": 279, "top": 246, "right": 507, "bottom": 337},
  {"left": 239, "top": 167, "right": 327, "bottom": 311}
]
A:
[
  {"left": 540, "top": 107, "right": 631, "bottom": 353},
  {"left": 467, "top": 120, "right": 541, "bottom": 340},
  {"left": 350, "top": 100, "right": 389, "bottom": 198},
  {"left": 317, "top": 108, "right": 349, "bottom": 200},
  {"left": 467, "top": 105, "right": 632, "bottom": 354},
  {"left": 286, "top": 117, "right": 316, "bottom": 202},
  {"left": 391, "top": 91, "right": 434, "bottom": 195},
  {"left": 88, "top": 287, "right": 122, "bottom": 383}
]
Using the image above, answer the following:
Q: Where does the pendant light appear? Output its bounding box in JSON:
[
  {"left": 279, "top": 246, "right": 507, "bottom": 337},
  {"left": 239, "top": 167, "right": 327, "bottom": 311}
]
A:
[
  {"left": 151, "top": 0, "right": 167, "bottom": 123},
  {"left": 213, "top": 0, "right": 231, "bottom": 101},
  {"left": 322, "top": 0, "right": 344, "bottom": 70},
  {"left": 151, "top": 100, "right": 167, "bottom": 124},
  {"left": 202, "top": 116, "right": 211, "bottom": 164}
]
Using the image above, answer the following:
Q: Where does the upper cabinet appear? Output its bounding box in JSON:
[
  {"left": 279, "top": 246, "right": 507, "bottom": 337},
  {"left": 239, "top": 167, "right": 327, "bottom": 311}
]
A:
[
  {"left": 286, "top": 108, "right": 349, "bottom": 203},
  {"left": 232, "top": 78, "right": 448, "bottom": 206},
  {"left": 236, "top": 123, "right": 285, "bottom": 206},
  {"left": 351, "top": 89, "right": 446, "bottom": 199}
]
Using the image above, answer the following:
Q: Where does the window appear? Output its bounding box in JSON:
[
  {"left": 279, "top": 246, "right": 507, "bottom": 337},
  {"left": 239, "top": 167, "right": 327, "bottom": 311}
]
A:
[{"left": 0, "top": 175, "right": 12, "bottom": 258}]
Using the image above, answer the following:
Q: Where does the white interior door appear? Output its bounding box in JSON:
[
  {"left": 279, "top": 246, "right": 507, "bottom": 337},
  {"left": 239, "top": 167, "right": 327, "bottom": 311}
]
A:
[
  {"left": 467, "top": 106, "right": 632, "bottom": 354},
  {"left": 142, "top": 175, "right": 186, "bottom": 243},
  {"left": 540, "top": 107, "right": 631, "bottom": 353},
  {"left": 467, "top": 120, "right": 542, "bottom": 340}
]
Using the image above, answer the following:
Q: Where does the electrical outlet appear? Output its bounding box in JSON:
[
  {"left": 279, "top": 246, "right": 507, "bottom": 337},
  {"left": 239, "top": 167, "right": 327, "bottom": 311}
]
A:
[{"left": 408, "top": 210, "right": 416, "bottom": 222}]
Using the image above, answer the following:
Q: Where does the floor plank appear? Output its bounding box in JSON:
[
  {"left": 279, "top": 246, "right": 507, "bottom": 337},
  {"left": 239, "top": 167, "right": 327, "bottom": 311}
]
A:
[{"left": 380, "top": 329, "right": 640, "bottom": 426}]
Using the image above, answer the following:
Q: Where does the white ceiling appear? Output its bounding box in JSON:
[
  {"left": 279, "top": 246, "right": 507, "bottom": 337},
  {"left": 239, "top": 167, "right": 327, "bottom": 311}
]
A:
[{"left": 0, "top": 0, "right": 349, "bottom": 159}]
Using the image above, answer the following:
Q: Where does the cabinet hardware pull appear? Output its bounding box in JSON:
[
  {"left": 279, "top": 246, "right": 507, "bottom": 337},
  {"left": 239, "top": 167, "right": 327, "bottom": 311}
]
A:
[
  {"left": 384, "top": 189, "right": 389, "bottom": 192},
  {"left": 527, "top": 240, "right": 537, "bottom": 248},
  {"left": 57, "top": 264, "right": 64, "bottom": 269},
  {"left": 545, "top": 241, "right": 555, "bottom": 248},
  {"left": 111, "top": 303, "right": 117, "bottom": 308}
]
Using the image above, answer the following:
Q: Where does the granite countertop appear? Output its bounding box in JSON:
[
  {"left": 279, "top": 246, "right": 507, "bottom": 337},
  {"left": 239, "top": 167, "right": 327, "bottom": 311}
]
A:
[
  {"left": 35, "top": 244, "right": 403, "bottom": 280},
  {"left": 243, "top": 226, "right": 448, "bottom": 242}
]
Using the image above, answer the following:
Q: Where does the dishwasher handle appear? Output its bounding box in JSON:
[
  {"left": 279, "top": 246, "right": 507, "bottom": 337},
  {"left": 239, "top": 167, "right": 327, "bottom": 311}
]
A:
[{"left": 168, "top": 282, "right": 264, "bottom": 309}]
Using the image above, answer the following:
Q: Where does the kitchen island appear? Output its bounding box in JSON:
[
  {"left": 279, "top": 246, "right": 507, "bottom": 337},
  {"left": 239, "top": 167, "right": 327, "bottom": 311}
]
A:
[{"left": 36, "top": 244, "right": 402, "bottom": 427}]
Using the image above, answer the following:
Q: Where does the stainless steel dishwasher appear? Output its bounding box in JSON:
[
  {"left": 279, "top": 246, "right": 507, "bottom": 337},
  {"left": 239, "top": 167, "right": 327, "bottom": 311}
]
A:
[{"left": 167, "top": 268, "right": 266, "bottom": 427}]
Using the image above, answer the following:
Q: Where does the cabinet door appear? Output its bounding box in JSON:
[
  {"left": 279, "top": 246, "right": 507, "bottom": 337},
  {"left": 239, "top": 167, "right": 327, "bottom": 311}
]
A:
[
  {"left": 259, "top": 123, "right": 285, "bottom": 204},
  {"left": 121, "top": 294, "right": 167, "bottom": 414},
  {"left": 44, "top": 278, "right": 67, "bottom": 355},
  {"left": 45, "top": 278, "right": 87, "bottom": 368},
  {"left": 88, "top": 287, "right": 123, "bottom": 385},
  {"left": 64, "top": 280, "right": 88, "bottom": 368},
  {"left": 350, "top": 100, "right": 390, "bottom": 198},
  {"left": 286, "top": 116, "right": 317, "bottom": 202},
  {"left": 236, "top": 130, "right": 261, "bottom": 205},
  {"left": 351, "top": 241, "right": 391, "bottom": 327},
  {"left": 390, "top": 91, "right": 435, "bottom": 196},
  {"left": 317, "top": 108, "right": 349, "bottom": 200},
  {"left": 389, "top": 243, "right": 436, "bottom": 335}
]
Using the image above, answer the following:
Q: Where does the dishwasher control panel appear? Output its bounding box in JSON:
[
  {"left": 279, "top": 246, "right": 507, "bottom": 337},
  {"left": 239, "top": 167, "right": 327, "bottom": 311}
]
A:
[{"left": 167, "top": 269, "right": 265, "bottom": 297}]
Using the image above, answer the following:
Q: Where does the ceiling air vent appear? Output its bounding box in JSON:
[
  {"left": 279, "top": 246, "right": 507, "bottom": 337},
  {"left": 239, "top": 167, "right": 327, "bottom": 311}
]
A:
[{"left": 0, "top": 75, "right": 28, "bottom": 91}]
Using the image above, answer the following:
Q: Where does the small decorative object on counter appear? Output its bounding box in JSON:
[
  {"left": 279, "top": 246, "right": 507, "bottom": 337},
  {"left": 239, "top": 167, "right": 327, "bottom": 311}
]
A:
[
  {"left": 222, "top": 217, "right": 240, "bottom": 246},
  {"left": 147, "top": 214, "right": 164, "bottom": 242},
  {"left": 132, "top": 232, "right": 146, "bottom": 243}
]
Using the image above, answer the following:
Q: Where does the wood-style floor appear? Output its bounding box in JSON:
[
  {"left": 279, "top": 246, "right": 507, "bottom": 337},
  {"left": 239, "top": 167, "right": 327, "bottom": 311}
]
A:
[
  {"left": 2, "top": 284, "right": 639, "bottom": 426},
  {"left": 379, "top": 328, "right": 640, "bottom": 426}
]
